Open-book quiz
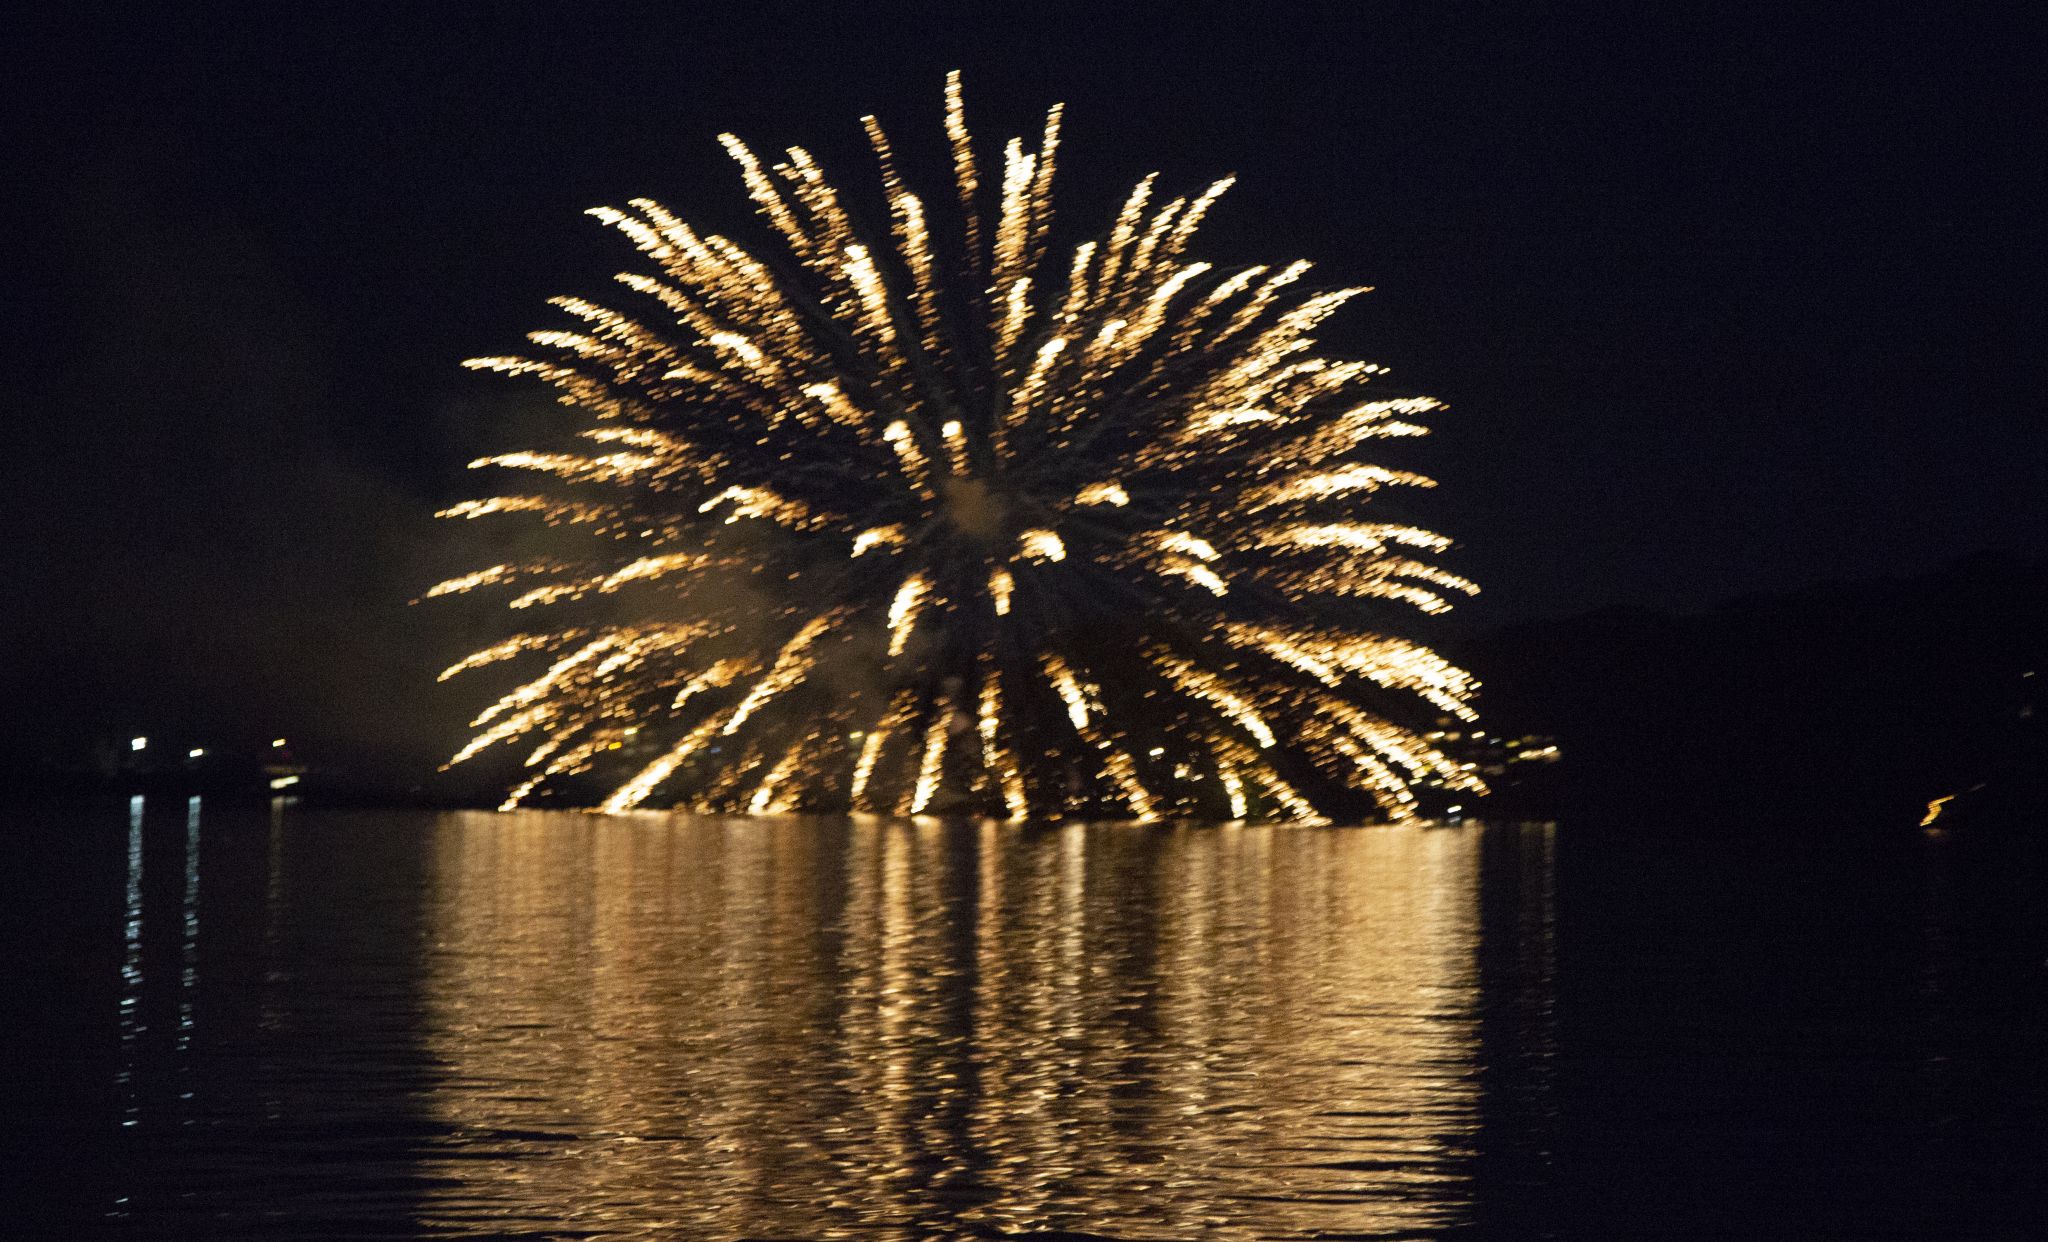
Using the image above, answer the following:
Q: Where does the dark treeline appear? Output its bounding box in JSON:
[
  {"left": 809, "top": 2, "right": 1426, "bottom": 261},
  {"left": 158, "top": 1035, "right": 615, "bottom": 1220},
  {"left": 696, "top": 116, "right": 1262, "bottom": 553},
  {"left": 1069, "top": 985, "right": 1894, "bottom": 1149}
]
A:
[
  {"left": 1463, "top": 553, "right": 2047, "bottom": 833},
  {"left": 9, "top": 556, "right": 2043, "bottom": 831}
]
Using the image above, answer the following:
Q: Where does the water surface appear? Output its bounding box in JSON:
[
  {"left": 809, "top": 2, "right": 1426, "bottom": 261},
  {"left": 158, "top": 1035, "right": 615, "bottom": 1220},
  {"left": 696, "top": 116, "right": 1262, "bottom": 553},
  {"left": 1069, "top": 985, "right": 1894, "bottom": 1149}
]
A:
[{"left": 7, "top": 800, "right": 2042, "bottom": 1238}]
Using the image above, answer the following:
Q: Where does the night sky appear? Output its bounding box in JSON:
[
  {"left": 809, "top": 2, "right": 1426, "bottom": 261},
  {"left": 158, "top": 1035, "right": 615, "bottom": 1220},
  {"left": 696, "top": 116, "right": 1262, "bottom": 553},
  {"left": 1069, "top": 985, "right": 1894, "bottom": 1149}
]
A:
[{"left": 6, "top": 2, "right": 2042, "bottom": 778}]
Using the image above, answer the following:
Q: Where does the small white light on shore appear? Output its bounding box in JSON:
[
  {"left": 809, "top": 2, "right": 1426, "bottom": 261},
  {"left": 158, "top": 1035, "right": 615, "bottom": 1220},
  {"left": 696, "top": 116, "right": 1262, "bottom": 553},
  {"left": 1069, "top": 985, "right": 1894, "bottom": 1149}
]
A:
[
  {"left": 272, "top": 738, "right": 287, "bottom": 748},
  {"left": 131, "top": 737, "right": 147, "bottom": 752},
  {"left": 188, "top": 748, "right": 205, "bottom": 759}
]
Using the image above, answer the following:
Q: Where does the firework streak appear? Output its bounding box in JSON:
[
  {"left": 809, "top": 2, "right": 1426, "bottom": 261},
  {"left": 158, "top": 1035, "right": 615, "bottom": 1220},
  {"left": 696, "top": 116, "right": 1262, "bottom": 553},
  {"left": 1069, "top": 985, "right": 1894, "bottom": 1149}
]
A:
[{"left": 430, "top": 73, "right": 1484, "bottom": 822}]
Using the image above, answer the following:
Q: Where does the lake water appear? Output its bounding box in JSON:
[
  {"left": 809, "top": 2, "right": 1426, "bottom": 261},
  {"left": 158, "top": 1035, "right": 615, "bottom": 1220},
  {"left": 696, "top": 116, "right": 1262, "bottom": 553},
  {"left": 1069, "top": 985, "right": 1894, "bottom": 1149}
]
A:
[{"left": 7, "top": 799, "right": 2044, "bottom": 1238}]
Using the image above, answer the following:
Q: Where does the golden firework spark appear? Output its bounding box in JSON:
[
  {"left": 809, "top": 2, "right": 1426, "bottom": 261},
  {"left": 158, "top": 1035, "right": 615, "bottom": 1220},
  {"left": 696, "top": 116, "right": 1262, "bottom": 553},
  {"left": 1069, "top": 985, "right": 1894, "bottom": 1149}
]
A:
[{"left": 431, "top": 72, "right": 1482, "bottom": 821}]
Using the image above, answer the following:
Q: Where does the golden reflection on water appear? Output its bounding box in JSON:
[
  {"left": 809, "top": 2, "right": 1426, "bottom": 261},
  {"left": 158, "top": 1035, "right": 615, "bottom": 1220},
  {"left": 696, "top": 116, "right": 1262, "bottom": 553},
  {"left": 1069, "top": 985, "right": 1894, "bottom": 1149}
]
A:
[{"left": 417, "top": 814, "right": 1505, "bottom": 1239}]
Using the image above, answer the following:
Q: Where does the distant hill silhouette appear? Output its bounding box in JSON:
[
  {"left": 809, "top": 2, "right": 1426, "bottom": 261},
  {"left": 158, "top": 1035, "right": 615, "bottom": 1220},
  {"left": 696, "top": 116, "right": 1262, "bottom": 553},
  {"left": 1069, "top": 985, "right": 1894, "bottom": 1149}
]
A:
[
  {"left": 9, "top": 555, "right": 2041, "bottom": 830},
  {"left": 1462, "top": 553, "right": 2047, "bottom": 832}
]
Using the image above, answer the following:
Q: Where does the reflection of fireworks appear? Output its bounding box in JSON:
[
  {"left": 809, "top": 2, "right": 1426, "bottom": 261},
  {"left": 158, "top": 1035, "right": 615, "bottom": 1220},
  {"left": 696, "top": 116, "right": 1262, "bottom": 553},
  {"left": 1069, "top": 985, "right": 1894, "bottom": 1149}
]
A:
[{"left": 431, "top": 73, "right": 1483, "bottom": 822}]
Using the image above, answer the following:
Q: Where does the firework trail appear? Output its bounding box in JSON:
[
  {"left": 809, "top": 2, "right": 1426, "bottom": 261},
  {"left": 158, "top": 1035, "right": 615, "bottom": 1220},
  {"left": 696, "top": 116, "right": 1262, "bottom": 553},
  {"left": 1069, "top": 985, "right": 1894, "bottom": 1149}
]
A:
[{"left": 429, "top": 73, "right": 1484, "bottom": 822}]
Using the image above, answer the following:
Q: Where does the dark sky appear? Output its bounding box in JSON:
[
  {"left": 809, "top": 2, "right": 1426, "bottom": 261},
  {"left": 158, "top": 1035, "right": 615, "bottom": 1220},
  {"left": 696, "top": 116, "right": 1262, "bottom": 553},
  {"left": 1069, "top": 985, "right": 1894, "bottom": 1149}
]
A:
[{"left": 5, "top": 2, "right": 2042, "bottom": 775}]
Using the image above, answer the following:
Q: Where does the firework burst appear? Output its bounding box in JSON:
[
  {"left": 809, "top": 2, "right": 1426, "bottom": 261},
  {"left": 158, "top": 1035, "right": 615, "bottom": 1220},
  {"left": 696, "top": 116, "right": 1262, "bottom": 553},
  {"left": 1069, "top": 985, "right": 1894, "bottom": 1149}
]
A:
[{"left": 430, "top": 73, "right": 1484, "bottom": 822}]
